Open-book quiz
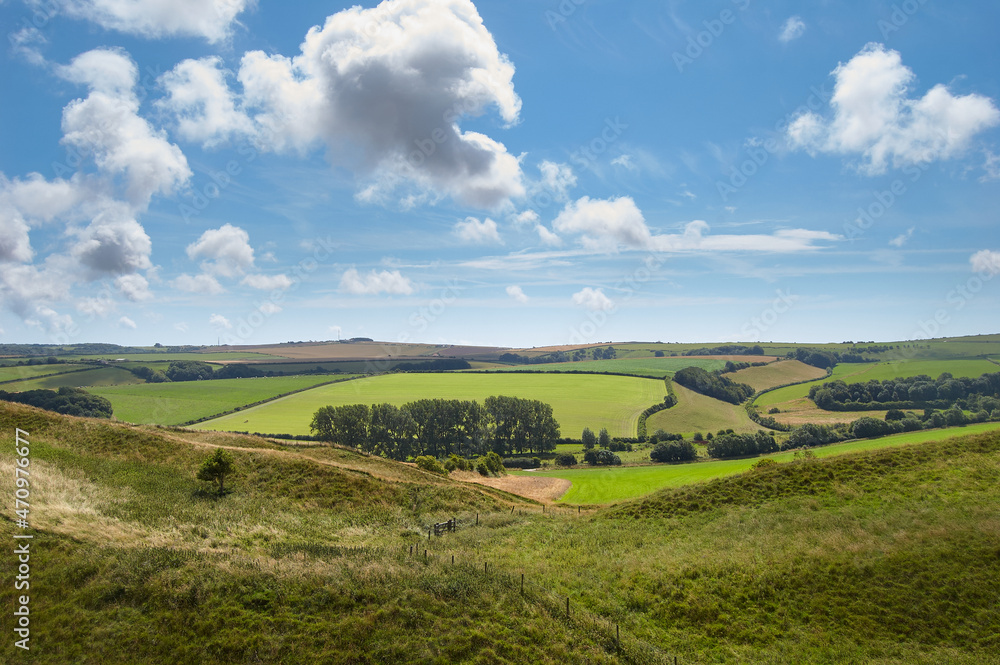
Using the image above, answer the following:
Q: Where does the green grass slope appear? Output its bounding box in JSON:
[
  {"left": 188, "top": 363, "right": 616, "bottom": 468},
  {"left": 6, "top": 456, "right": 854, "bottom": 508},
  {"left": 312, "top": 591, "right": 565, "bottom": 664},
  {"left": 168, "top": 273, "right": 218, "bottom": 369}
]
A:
[
  {"left": 3, "top": 366, "right": 145, "bottom": 390},
  {"left": 645, "top": 383, "right": 758, "bottom": 436},
  {"left": 197, "top": 373, "right": 668, "bottom": 438},
  {"left": 489, "top": 357, "right": 729, "bottom": 378},
  {"left": 2, "top": 403, "right": 998, "bottom": 663}
]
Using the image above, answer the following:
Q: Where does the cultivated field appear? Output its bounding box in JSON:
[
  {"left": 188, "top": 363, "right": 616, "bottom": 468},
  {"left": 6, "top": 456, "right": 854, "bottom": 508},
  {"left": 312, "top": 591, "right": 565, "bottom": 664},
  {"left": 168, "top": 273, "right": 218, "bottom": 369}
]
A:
[
  {"left": 91, "top": 375, "right": 359, "bottom": 426},
  {"left": 645, "top": 383, "right": 758, "bottom": 436},
  {"left": 727, "top": 359, "right": 827, "bottom": 391},
  {"left": 197, "top": 373, "right": 668, "bottom": 438}
]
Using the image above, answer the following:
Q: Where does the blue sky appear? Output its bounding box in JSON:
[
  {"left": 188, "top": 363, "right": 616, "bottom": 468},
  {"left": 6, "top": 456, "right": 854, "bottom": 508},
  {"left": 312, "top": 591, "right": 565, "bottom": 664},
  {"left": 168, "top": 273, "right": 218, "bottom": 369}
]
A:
[{"left": 0, "top": 0, "right": 998, "bottom": 348}]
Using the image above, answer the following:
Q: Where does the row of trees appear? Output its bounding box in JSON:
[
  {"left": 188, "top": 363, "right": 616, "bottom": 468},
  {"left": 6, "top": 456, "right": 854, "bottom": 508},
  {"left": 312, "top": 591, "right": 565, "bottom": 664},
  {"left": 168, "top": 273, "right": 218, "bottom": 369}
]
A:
[
  {"left": 682, "top": 344, "right": 765, "bottom": 356},
  {"left": 310, "top": 396, "right": 560, "bottom": 460},
  {"left": 673, "top": 366, "right": 755, "bottom": 405},
  {"left": 809, "top": 372, "right": 1000, "bottom": 411},
  {"left": 706, "top": 431, "right": 778, "bottom": 459}
]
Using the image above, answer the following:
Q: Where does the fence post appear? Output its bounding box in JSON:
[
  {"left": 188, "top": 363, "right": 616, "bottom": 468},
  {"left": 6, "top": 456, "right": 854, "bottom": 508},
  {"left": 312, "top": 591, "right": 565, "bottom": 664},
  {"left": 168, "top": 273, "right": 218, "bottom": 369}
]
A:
[
  {"left": 476, "top": 513, "right": 479, "bottom": 525},
  {"left": 511, "top": 504, "right": 515, "bottom": 514},
  {"left": 484, "top": 562, "right": 488, "bottom": 574},
  {"left": 520, "top": 573, "right": 524, "bottom": 594},
  {"left": 451, "top": 554, "right": 454, "bottom": 565}
]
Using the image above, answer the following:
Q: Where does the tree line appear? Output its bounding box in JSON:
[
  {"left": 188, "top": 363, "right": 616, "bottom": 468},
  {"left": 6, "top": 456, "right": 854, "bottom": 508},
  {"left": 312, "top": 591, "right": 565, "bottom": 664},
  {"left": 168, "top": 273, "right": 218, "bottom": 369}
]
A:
[
  {"left": 809, "top": 372, "right": 1000, "bottom": 412},
  {"left": 673, "top": 366, "right": 755, "bottom": 405},
  {"left": 310, "top": 395, "right": 560, "bottom": 460}
]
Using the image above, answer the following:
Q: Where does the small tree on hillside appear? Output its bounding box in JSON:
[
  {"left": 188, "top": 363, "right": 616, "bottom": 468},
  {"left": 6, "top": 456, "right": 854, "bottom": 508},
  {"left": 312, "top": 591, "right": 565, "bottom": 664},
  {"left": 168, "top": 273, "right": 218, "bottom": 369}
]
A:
[
  {"left": 581, "top": 427, "right": 597, "bottom": 449},
  {"left": 197, "top": 449, "right": 234, "bottom": 495},
  {"left": 598, "top": 428, "right": 611, "bottom": 448}
]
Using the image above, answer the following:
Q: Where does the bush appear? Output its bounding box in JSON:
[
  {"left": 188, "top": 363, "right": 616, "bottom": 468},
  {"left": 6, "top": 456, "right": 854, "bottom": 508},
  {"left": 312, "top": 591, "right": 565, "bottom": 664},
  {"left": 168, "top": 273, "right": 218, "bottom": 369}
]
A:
[
  {"left": 444, "top": 454, "right": 472, "bottom": 472},
  {"left": 554, "top": 453, "right": 577, "bottom": 466},
  {"left": 476, "top": 460, "right": 490, "bottom": 476},
  {"left": 502, "top": 457, "right": 541, "bottom": 469},
  {"left": 768, "top": 407, "right": 780, "bottom": 414},
  {"left": 751, "top": 457, "right": 778, "bottom": 470},
  {"left": 706, "top": 431, "right": 778, "bottom": 459},
  {"left": 693, "top": 432, "right": 703, "bottom": 442},
  {"left": 415, "top": 455, "right": 447, "bottom": 475}
]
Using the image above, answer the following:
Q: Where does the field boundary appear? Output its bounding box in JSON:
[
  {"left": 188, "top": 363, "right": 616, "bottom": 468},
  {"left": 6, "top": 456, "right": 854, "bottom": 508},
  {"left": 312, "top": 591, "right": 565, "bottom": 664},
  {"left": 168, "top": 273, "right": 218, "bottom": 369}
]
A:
[{"left": 0, "top": 365, "right": 99, "bottom": 386}]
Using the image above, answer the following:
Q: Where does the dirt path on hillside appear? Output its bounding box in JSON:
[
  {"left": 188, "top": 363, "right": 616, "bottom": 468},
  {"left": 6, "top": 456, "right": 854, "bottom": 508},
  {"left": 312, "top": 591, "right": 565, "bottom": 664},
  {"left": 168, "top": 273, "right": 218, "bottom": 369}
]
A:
[{"left": 451, "top": 471, "right": 571, "bottom": 503}]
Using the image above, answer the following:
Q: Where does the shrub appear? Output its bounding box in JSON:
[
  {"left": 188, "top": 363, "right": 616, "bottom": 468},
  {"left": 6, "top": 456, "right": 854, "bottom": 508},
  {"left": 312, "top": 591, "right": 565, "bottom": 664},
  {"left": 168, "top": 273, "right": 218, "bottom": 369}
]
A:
[
  {"left": 693, "top": 432, "right": 703, "bottom": 442},
  {"left": 476, "top": 460, "right": 489, "bottom": 476},
  {"left": 751, "top": 457, "right": 778, "bottom": 470},
  {"left": 554, "top": 453, "right": 577, "bottom": 467},
  {"left": 415, "top": 455, "right": 447, "bottom": 475},
  {"left": 768, "top": 407, "right": 780, "bottom": 414}
]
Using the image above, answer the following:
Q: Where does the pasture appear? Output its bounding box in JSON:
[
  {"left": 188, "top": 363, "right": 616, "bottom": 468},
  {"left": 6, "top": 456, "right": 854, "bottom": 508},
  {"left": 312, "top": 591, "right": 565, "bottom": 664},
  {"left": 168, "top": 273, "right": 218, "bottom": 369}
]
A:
[
  {"left": 196, "top": 373, "right": 668, "bottom": 438},
  {"left": 645, "top": 383, "right": 758, "bottom": 436},
  {"left": 91, "top": 375, "right": 358, "bottom": 426},
  {"left": 525, "top": 421, "right": 1000, "bottom": 504}
]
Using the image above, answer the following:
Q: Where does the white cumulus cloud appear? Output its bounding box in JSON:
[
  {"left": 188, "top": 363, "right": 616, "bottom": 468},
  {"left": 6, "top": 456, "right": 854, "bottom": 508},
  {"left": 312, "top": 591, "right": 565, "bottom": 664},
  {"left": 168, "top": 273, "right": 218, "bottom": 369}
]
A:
[
  {"left": 971, "top": 250, "right": 1000, "bottom": 276},
  {"left": 118, "top": 315, "right": 136, "bottom": 329},
  {"left": 157, "top": 57, "right": 255, "bottom": 148},
  {"left": 786, "top": 43, "right": 1000, "bottom": 174},
  {"left": 506, "top": 285, "right": 529, "bottom": 303},
  {"left": 571, "top": 287, "right": 615, "bottom": 312},
  {"left": 186, "top": 224, "right": 255, "bottom": 277},
  {"left": 232, "top": 0, "right": 523, "bottom": 208},
  {"left": 454, "top": 217, "right": 502, "bottom": 244},
  {"left": 62, "top": 0, "right": 254, "bottom": 43},
  {"left": 173, "top": 273, "right": 225, "bottom": 295},
  {"left": 339, "top": 268, "right": 414, "bottom": 296},
  {"left": 209, "top": 313, "right": 232, "bottom": 329}
]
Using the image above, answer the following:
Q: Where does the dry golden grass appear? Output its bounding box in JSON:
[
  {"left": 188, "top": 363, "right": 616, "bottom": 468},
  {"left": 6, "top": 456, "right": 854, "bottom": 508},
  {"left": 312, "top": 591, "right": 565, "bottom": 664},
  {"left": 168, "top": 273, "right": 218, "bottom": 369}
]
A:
[{"left": 453, "top": 471, "right": 571, "bottom": 503}]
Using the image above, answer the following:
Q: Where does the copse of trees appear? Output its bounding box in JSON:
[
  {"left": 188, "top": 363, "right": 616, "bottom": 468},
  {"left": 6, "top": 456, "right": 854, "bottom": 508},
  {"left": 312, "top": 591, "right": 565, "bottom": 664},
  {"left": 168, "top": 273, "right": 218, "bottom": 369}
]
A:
[
  {"left": 706, "top": 431, "right": 778, "bottom": 459},
  {"left": 0, "top": 387, "right": 112, "bottom": 418},
  {"left": 583, "top": 449, "right": 621, "bottom": 466},
  {"left": 310, "top": 395, "right": 560, "bottom": 460},
  {"left": 673, "top": 366, "right": 755, "bottom": 405},
  {"left": 650, "top": 439, "right": 696, "bottom": 462},
  {"left": 165, "top": 360, "right": 216, "bottom": 382}
]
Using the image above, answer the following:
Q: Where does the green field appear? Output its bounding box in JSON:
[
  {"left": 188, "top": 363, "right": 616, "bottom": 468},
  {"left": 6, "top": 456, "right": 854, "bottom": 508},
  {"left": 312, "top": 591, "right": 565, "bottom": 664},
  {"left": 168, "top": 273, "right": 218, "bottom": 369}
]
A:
[
  {"left": 3, "top": 366, "right": 145, "bottom": 391},
  {"left": 0, "top": 363, "right": 89, "bottom": 383},
  {"left": 91, "top": 375, "right": 359, "bottom": 426},
  {"left": 524, "top": 421, "right": 1000, "bottom": 504},
  {"left": 197, "top": 373, "right": 668, "bottom": 438},
  {"left": 488, "top": 356, "right": 729, "bottom": 378},
  {"left": 645, "top": 383, "right": 758, "bottom": 436}
]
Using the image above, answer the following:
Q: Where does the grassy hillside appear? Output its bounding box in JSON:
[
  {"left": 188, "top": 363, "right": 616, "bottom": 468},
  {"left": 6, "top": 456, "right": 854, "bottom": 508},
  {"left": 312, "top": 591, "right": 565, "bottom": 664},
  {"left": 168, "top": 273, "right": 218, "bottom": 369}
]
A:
[
  {"left": 196, "top": 373, "right": 668, "bottom": 438},
  {"left": 645, "top": 383, "right": 758, "bottom": 436},
  {"left": 726, "top": 359, "right": 826, "bottom": 391},
  {"left": 2, "top": 402, "right": 998, "bottom": 663},
  {"left": 90, "top": 375, "right": 360, "bottom": 426}
]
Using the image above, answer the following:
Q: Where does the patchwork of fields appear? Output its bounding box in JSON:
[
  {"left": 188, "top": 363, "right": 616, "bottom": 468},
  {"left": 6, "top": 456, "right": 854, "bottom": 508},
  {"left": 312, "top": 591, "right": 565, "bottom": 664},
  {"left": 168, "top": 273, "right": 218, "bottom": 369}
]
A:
[
  {"left": 197, "top": 372, "right": 668, "bottom": 437},
  {"left": 646, "top": 383, "right": 758, "bottom": 435},
  {"left": 524, "top": 421, "right": 1000, "bottom": 504}
]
